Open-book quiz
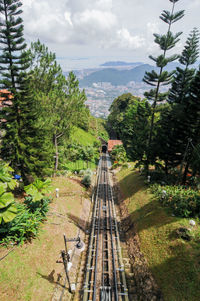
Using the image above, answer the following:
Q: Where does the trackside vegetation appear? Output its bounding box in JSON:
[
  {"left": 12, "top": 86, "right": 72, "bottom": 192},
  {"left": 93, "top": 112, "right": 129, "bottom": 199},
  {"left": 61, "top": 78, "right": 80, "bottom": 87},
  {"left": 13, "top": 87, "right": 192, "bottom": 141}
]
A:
[{"left": 117, "top": 165, "right": 200, "bottom": 300}]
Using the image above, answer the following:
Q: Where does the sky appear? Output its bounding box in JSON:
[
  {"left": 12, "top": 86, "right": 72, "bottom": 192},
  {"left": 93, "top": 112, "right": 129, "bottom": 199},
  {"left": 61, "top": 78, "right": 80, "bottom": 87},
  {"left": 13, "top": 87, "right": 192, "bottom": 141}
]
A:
[{"left": 22, "top": 0, "right": 200, "bottom": 71}]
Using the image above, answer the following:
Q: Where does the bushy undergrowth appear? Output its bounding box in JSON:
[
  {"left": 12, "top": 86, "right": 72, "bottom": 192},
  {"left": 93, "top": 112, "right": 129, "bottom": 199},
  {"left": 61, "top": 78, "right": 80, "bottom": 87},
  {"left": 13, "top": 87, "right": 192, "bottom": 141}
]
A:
[
  {"left": 148, "top": 170, "right": 177, "bottom": 185},
  {"left": 81, "top": 169, "right": 93, "bottom": 187},
  {"left": 151, "top": 184, "right": 200, "bottom": 218},
  {"left": 0, "top": 197, "right": 51, "bottom": 245}
]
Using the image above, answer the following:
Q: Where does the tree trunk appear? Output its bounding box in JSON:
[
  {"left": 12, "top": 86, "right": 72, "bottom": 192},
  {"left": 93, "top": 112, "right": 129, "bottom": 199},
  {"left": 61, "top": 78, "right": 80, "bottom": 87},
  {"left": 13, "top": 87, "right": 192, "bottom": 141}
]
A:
[
  {"left": 182, "top": 162, "right": 189, "bottom": 185},
  {"left": 54, "top": 134, "right": 59, "bottom": 176}
]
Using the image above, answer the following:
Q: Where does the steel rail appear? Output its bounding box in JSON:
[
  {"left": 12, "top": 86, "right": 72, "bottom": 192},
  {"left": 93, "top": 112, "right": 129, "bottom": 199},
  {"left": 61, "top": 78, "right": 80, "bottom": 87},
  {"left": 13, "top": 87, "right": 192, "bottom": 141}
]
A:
[
  {"left": 107, "top": 165, "right": 129, "bottom": 301},
  {"left": 105, "top": 156, "right": 119, "bottom": 301},
  {"left": 83, "top": 158, "right": 101, "bottom": 301},
  {"left": 92, "top": 167, "right": 103, "bottom": 301},
  {"left": 101, "top": 156, "right": 112, "bottom": 301},
  {"left": 82, "top": 153, "right": 129, "bottom": 301}
]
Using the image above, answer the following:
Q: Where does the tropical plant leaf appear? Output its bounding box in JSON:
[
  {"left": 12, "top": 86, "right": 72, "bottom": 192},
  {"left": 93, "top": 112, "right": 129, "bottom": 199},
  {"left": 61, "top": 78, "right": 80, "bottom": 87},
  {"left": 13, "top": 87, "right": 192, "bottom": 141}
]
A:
[
  {"left": 7, "top": 179, "right": 17, "bottom": 190},
  {"left": 0, "top": 192, "right": 14, "bottom": 208},
  {"left": 0, "top": 183, "right": 6, "bottom": 196},
  {"left": 0, "top": 202, "right": 17, "bottom": 223},
  {"left": 24, "top": 184, "right": 43, "bottom": 202},
  {"left": 0, "top": 174, "right": 11, "bottom": 182}
]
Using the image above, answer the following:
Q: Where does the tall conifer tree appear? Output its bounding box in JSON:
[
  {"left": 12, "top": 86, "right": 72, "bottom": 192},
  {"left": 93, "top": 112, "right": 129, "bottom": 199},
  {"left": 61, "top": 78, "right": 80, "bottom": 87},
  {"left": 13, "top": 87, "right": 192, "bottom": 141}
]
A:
[
  {"left": 156, "top": 28, "right": 200, "bottom": 181},
  {"left": 0, "top": 1, "right": 50, "bottom": 182},
  {"left": 168, "top": 28, "right": 199, "bottom": 104},
  {"left": 143, "top": 0, "right": 184, "bottom": 170}
]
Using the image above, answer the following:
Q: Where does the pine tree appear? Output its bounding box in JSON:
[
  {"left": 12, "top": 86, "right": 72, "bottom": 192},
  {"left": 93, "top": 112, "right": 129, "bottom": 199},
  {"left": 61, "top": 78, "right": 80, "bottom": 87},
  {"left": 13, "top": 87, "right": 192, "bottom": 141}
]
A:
[
  {"left": 0, "top": 0, "right": 29, "bottom": 91},
  {"left": 168, "top": 28, "right": 199, "bottom": 104},
  {"left": 156, "top": 29, "right": 200, "bottom": 181},
  {"left": 143, "top": 0, "right": 184, "bottom": 171},
  {"left": 0, "top": 1, "right": 50, "bottom": 183}
]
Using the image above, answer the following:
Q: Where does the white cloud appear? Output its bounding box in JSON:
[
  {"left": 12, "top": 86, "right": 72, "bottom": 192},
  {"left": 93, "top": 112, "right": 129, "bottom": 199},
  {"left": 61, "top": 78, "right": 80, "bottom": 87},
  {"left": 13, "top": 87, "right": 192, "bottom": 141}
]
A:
[
  {"left": 21, "top": 0, "right": 199, "bottom": 66},
  {"left": 22, "top": 1, "right": 145, "bottom": 51},
  {"left": 64, "top": 11, "right": 73, "bottom": 27},
  {"left": 147, "top": 22, "right": 160, "bottom": 35},
  {"left": 116, "top": 28, "right": 145, "bottom": 49},
  {"left": 96, "top": 0, "right": 113, "bottom": 10},
  {"left": 73, "top": 9, "right": 117, "bottom": 30}
]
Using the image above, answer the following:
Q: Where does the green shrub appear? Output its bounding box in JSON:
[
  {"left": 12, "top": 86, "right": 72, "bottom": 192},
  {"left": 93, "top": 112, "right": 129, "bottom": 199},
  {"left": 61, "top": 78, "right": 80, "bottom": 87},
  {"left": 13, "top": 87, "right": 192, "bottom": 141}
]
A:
[
  {"left": 81, "top": 175, "right": 91, "bottom": 188},
  {"left": 110, "top": 145, "right": 127, "bottom": 163},
  {"left": 0, "top": 178, "right": 52, "bottom": 245},
  {"left": 79, "top": 170, "right": 85, "bottom": 176},
  {"left": 84, "top": 169, "right": 93, "bottom": 176},
  {"left": 24, "top": 178, "right": 52, "bottom": 202},
  {"left": 151, "top": 184, "right": 200, "bottom": 218},
  {"left": 148, "top": 171, "right": 177, "bottom": 185},
  {"left": 0, "top": 196, "right": 51, "bottom": 245},
  {"left": 24, "top": 196, "right": 51, "bottom": 217},
  {"left": 0, "top": 204, "right": 41, "bottom": 245}
]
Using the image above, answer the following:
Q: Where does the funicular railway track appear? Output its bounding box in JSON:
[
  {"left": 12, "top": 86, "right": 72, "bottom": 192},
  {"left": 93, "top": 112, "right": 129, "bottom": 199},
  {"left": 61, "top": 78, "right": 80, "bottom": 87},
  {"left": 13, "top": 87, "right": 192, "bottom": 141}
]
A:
[{"left": 83, "top": 153, "right": 129, "bottom": 301}]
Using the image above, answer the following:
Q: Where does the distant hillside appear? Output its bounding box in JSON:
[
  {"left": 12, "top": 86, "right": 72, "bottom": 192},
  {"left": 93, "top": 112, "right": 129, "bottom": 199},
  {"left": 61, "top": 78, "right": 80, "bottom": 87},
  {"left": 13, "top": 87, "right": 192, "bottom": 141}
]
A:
[
  {"left": 79, "top": 64, "right": 157, "bottom": 87},
  {"left": 79, "top": 62, "right": 184, "bottom": 87},
  {"left": 100, "top": 61, "right": 143, "bottom": 67}
]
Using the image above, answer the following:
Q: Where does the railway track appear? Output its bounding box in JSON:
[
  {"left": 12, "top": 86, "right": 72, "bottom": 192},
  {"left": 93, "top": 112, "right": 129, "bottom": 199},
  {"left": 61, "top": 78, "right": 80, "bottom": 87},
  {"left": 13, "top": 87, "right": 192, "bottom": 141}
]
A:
[{"left": 82, "top": 153, "right": 129, "bottom": 301}]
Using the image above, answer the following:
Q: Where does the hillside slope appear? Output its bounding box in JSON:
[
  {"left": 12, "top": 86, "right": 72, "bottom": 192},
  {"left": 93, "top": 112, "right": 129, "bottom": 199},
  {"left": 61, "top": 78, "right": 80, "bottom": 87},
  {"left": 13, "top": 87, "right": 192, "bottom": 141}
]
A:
[{"left": 79, "top": 63, "right": 182, "bottom": 87}]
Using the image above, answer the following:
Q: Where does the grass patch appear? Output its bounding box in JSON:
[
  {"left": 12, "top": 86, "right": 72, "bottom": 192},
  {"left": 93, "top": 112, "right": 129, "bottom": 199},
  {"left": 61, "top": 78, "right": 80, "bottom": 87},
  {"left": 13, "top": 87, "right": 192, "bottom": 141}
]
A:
[
  {"left": 117, "top": 166, "right": 200, "bottom": 301},
  {"left": 64, "top": 159, "right": 97, "bottom": 172},
  {"left": 0, "top": 175, "right": 88, "bottom": 301},
  {"left": 71, "top": 126, "right": 98, "bottom": 146}
]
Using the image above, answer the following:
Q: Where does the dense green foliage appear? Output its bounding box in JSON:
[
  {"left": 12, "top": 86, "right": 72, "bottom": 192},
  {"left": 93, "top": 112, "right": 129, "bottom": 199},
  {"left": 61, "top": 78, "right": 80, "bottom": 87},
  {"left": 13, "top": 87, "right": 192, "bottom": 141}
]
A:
[
  {"left": 110, "top": 145, "right": 127, "bottom": 163},
  {"left": 151, "top": 184, "right": 200, "bottom": 218},
  {"left": 153, "top": 29, "right": 200, "bottom": 182},
  {"left": 80, "top": 169, "right": 93, "bottom": 188},
  {"left": 0, "top": 177, "right": 52, "bottom": 244},
  {"left": 0, "top": 163, "right": 18, "bottom": 224},
  {"left": 108, "top": 93, "right": 151, "bottom": 163},
  {"left": 27, "top": 41, "right": 89, "bottom": 174},
  {"left": 0, "top": 198, "right": 50, "bottom": 245}
]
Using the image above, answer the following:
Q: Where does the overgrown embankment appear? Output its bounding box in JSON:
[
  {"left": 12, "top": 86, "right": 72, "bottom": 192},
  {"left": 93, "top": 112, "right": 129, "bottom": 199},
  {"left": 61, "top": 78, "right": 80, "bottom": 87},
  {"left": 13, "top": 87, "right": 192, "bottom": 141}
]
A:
[{"left": 116, "top": 164, "right": 200, "bottom": 301}]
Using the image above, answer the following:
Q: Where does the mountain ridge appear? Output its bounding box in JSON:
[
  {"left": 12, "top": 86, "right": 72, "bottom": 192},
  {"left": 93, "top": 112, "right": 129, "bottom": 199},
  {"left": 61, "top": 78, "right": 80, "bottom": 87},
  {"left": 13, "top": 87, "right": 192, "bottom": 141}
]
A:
[
  {"left": 79, "top": 63, "right": 157, "bottom": 87},
  {"left": 79, "top": 61, "right": 200, "bottom": 87}
]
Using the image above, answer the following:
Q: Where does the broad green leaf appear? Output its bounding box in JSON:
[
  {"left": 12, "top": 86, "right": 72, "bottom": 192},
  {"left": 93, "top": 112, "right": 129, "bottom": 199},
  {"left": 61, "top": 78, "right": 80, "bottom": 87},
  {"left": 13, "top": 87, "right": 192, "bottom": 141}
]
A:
[
  {"left": 0, "top": 183, "right": 6, "bottom": 196},
  {"left": 24, "top": 184, "right": 43, "bottom": 201},
  {"left": 7, "top": 179, "right": 17, "bottom": 190},
  {"left": 0, "top": 175, "right": 11, "bottom": 182},
  {"left": 0, "top": 203, "right": 18, "bottom": 223},
  {"left": 24, "top": 185, "right": 38, "bottom": 196},
  {"left": 0, "top": 192, "right": 14, "bottom": 208},
  {"left": 32, "top": 191, "right": 43, "bottom": 202}
]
